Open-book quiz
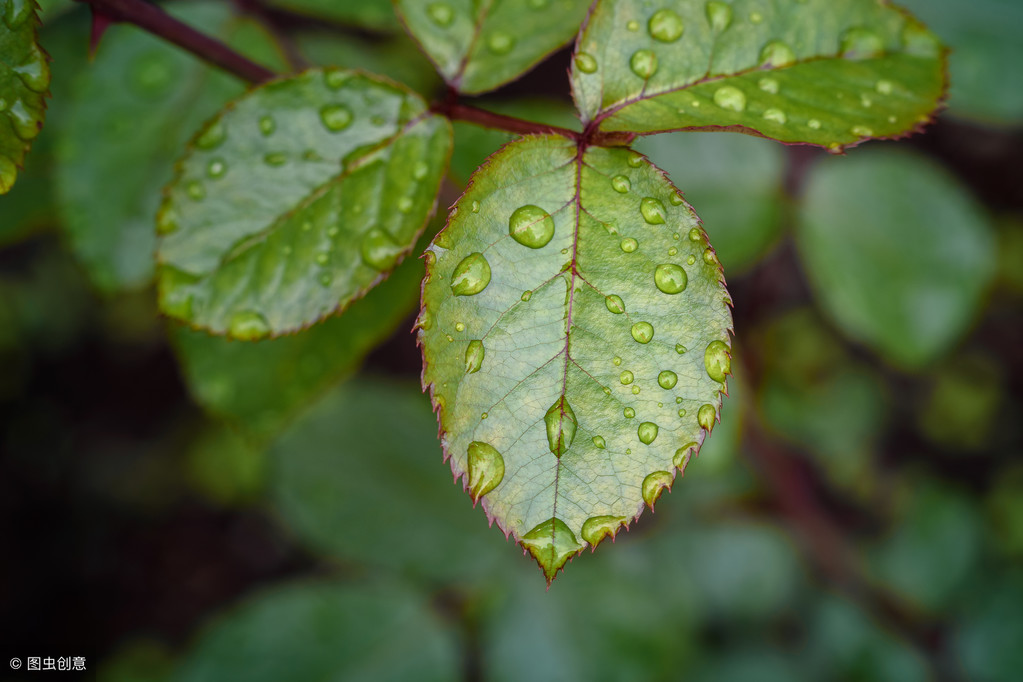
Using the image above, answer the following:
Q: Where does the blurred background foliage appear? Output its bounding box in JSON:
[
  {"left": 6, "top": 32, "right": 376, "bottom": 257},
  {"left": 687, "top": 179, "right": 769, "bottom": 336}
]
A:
[{"left": 1, "top": 1, "right": 1021, "bottom": 681}]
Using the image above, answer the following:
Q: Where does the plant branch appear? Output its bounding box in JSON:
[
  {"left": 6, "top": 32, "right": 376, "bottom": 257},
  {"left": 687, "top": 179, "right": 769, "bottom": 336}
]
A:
[
  {"left": 77, "top": 0, "right": 277, "bottom": 84},
  {"left": 435, "top": 101, "right": 580, "bottom": 139}
]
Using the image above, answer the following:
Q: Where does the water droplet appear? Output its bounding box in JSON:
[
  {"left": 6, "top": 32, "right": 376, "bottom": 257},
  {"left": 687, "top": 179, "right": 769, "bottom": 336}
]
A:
[
  {"left": 668, "top": 247, "right": 678, "bottom": 256},
  {"left": 324, "top": 70, "right": 348, "bottom": 89},
  {"left": 320, "top": 273, "right": 332, "bottom": 286},
  {"left": 581, "top": 515, "right": 626, "bottom": 548},
  {"left": 320, "top": 104, "right": 353, "bottom": 132},
  {"left": 713, "top": 85, "right": 746, "bottom": 112},
  {"left": 264, "top": 152, "right": 287, "bottom": 166},
  {"left": 612, "top": 356, "right": 622, "bottom": 366},
  {"left": 624, "top": 407, "right": 636, "bottom": 419},
  {"left": 876, "top": 80, "right": 894, "bottom": 95},
  {"left": 676, "top": 343, "right": 687, "bottom": 354},
  {"left": 509, "top": 204, "right": 555, "bottom": 249},
  {"left": 648, "top": 9, "right": 684, "bottom": 42},
  {"left": 156, "top": 206, "right": 178, "bottom": 235},
  {"left": 611, "top": 175, "right": 631, "bottom": 193},
  {"left": 631, "top": 321, "right": 654, "bottom": 344},
  {"left": 860, "top": 93, "right": 873, "bottom": 108},
  {"left": 640, "top": 197, "right": 667, "bottom": 224},
  {"left": 521, "top": 290, "right": 532, "bottom": 301},
  {"left": 397, "top": 197, "right": 414, "bottom": 213},
  {"left": 706, "top": 1, "right": 732, "bottom": 31},
  {"left": 840, "top": 27, "right": 884, "bottom": 60},
  {"left": 465, "top": 339, "right": 485, "bottom": 373},
  {"left": 427, "top": 2, "right": 454, "bottom": 26},
  {"left": 759, "top": 40, "right": 795, "bottom": 67},
  {"left": 657, "top": 370, "right": 678, "bottom": 389},
  {"left": 207, "top": 158, "right": 227, "bottom": 179},
  {"left": 258, "top": 115, "right": 276, "bottom": 136},
  {"left": 481, "top": 412, "right": 488, "bottom": 419},
  {"left": 638, "top": 421, "right": 659, "bottom": 444},
  {"left": 605, "top": 294, "right": 625, "bottom": 314},
  {"left": 544, "top": 397, "right": 578, "bottom": 457},
  {"left": 186, "top": 181, "right": 205, "bottom": 201},
  {"left": 13, "top": 48, "right": 47, "bottom": 92},
  {"left": 630, "top": 49, "right": 658, "bottom": 79},
  {"left": 763, "top": 108, "right": 787, "bottom": 124},
  {"left": 627, "top": 19, "right": 640, "bottom": 31},
  {"left": 654, "top": 263, "right": 688, "bottom": 294},
  {"left": 467, "top": 441, "right": 504, "bottom": 502},
  {"left": 450, "top": 253, "right": 491, "bottom": 296},
  {"left": 301, "top": 221, "right": 312, "bottom": 232},
  {"left": 620, "top": 370, "right": 634, "bottom": 385},
  {"left": 698, "top": 404, "right": 716, "bottom": 431},
  {"left": 703, "top": 247, "right": 718, "bottom": 265},
  {"left": 851, "top": 125, "right": 874, "bottom": 137},
  {"left": 687, "top": 255, "right": 696, "bottom": 265},
  {"left": 807, "top": 118, "right": 821, "bottom": 129},
  {"left": 673, "top": 442, "right": 697, "bottom": 470},
  {"left": 603, "top": 387, "right": 612, "bottom": 395},
  {"left": 316, "top": 252, "right": 329, "bottom": 265},
  {"left": 632, "top": 386, "right": 641, "bottom": 395},
  {"left": 446, "top": 334, "right": 454, "bottom": 342},
  {"left": 412, "top": 161, "right": 430, "bottom": 181},
  {"left": 749, "top": 10, "right": 763, "bottom": 23},
  {"left": 520, "top": 518, "right": 584, "bottom": 582},
  {"left": 592, "top": 436, "right": 606, "bottom": 449},
  {"left": 642, "top": 471, "right": 672, "bottom": 507},
  {"left": 229, "top": 310, "right": 270, "bottom": 341},
  {"left": 360, "top": 228, "right": 402, "bottom": 270},
  {"left": 4, "top": 0, "right": 33, "bottom": 28},
  {"left": 454, "top": 322, "right": 465, "bottom": 332},
  {"left": 759, "top": 77, "right": 780, "bottom": 94},
  {"left": 327, "top": 226, "right": 339, "bottom": 238},
  {"left": 487, "top": 31, "right": 515, "bottom": 54},
  {"left": 196, "top": 121, "right": 225, "bottom": 150},
  {"left": 704, "top": 339, "right": 731, "bottom": 382},
  {"left": 620, "top": 238, "right": 638, "bottom": 253},
  {"left": 574, "top": 52, "right": 598, "bottom": 74}
]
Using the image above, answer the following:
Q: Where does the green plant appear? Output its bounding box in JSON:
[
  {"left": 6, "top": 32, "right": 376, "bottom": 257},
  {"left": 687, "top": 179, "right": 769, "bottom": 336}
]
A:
[{"left": 1, "top": 0, "right": 945, "bottom": 582}]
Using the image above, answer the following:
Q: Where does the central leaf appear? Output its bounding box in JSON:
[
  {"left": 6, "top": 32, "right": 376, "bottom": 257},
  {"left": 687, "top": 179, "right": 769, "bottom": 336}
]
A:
[{"left": 419, "top": 135, "right": 732, "bottom": 581}]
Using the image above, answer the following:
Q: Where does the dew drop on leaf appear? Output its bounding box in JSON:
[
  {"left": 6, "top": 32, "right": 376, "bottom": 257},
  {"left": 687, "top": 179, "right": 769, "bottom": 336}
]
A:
[
  {"left": 640, "top": 197, "right": 667, "bottom": 224},
  {"left": 450, "top": 253, "right": 491, "bottom": 296},
  {"left": 713, "top": 85, "right": 747, "bottom": 112},
  {"left": 763, "top": 108, "right": 787, "bottom": 124},
  {"left": 657, "top": 370, "right": 678, "bottom": 389},
  {"left": 611, "top": 175, "right": 631, "bottom": 193},
  {"left": 467, "top": 441, "right": 505, "bottom": 502},
  {"left": 464, "top": 340, "right": 485, "bottom": 374},
  {"left": 319, "top": 104, "right": 353, "bottom": 132},
  {"left": 705, "top": 1, "right": 732, "bottom": 32},
  {"left": 631, "top": 321, "right": 654, "bottom": 344},
  {"left": 544, "top": 397, "right": 578, "bottom": 457},
  {"left": 641, "top": 471, "right": 672, "bottom": 507},
  {"left": 759, "top": 77, "right": 780, "bottom": 94},
  {"left": 427, "top": 2, "right": 454, "bottom": 26},
  {"left": 629, "top": 49, "right": 658, "bottom": 79},
  {"left": 605, "top": 294, "right": 625, "bottom": 314},
  {"left": 648, "top": 9, "right": 683, "bottom": 43},
  {"left": 487, "top": 31, "right": 515, "bottom": 55},
  {"left": 654, "top": 263, "right": 688, "bottom": 294},
  {"left": 840, "top": 27, "right": 884, "bottom": 60},
  {"left": 592, "top": 436, "right": 606, "bottom": 449},
  {"left": 638, "top": 421, "right": 659, "bottom": 444},
  {"left": 508, "top": 205, "right": 555, "bottom": 248},
  {"left": 621, "top": 238, "right": 638, "bottom": 253},
  {"left": 759, "top": 40, "right": 796, "bottom": 67},
  {"left": 698, "top": 404, "right": 717, "bottom": 431},
  {"left": 574, "top": 52, "right": 598, "bottom": 74},
  {"left": 620, "top": 370, "right": 634, "bottom": 385},
  {"left": 704, "top": 339, "right": 731, "bottom": 382},
  {"left": 624, "top": 407, "right": 636, "bottom": 419},
  {"left": 228, "top": 311, "right": 270, "bottom": 341},
  {"left": 186, "top": 181, "right": 205, "bottom": 201},
  {"left": 360, "top": 228, "right": 402, "bottom": 270},
  {"left": 258, "top": 115, "right": 275, "bottom": 136},
  {"left": 206, "top": 158, "right": 227, "bottom": 179},
  {"left": 195, "top": 121, "right": 226, "bottom": 150}
]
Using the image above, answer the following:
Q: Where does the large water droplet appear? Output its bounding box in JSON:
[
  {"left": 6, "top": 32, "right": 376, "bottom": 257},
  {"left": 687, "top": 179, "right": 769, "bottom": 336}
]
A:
[
  {"left": 705, "top": 1, "right": 732, "bottom": 31},
  {"left": 320, "top": 104, "right": 353, "bottom": 132},
  {"left": 698, "top": 403, "right": 716, "bottom": 431},
  {"left": 581, "top": 516, "right": 626, "bottom": 548},
  {"left": 467, "top": 441, "right": 504, "bottom": 502},
  {"left": 611, "top": 175, "right": 631, "bottom": 193},
  {"left": 592, "top": 436, "right": 606, "bottom": 449},
  {"left": 14, "top": 47, "right": 48, "bottom": 92},
  {"left": 648, "top": 9, "right": 684, "bottom": 42},
  {"left": 427, "top": 2, "right": 454, "bottom": 26},
  {"left": 487, "top": 31, "right": 515, "bottom": 54},
  {"left": 509, "top": 204, "right": 555, "bottom": 249},
  {"left": 642, "top": 471, "right": 672, "bottom": 507},
  {"left": 638, "top": 421, "right": 659, "bottom": 444},
  {"left": 5, "top": 0, "right": 33, "bottom": 28},
  {"left": 544, "top": 396, "right": 578, "bottom": 457},
  {"left": 620, "top": 238, "right": 638, "bottom": 253},
  {"left": 713, "top": 85, "right": 747, "bottom": 112},
  {"left": 520, "top": 518, "right": 584, "bottom": 582},
  {"left": 704, "top": 339, "right": 731, "bottom": 382},
  {"left": 624, "top": 407, "right": 636, "bottom": 419},
  {"left": 840, "top": 27, "right": 884, "bottom": 60},
  {"left": 658, "top": 370, "right": 678, "bottom": 389},
  {"left": 465, "top": 339, "right": 485, "bottom": 373},
  {"left": 688, "top": 227, "right": 702, "bottom": 241},
  {"left": 631, "top": 321, "right": 654, "bottom": 344},
  {"left": 620, "top": 370, "right": 634, "bottom": 385},
  {"left": 630, "top": 49, "right": 658, "bottom": 79},
  {"left": 605, "top": 294, "right": 625, "bottom": 314},
  {"left": 654, "top": 263, "right": 687, "bottom": 294},
  {"left": 229, "top": 310, "right": 270, "bottom": 341},
  {"left": 196, "top": 121, "right": 225, "bottom": 150},
  {"left": 759, "top": 40, "right": 796, "bottom": 67},
  {"left": 450, "top": 252, "right": 491, "bottom": 296},
  {"left": 640, "top": 197, "right": 667, "bottom": 224},
  {"left": 574, "top": 52, "right": 598, "bottom": 74},
  {"left": 361, "top": 228, "right": 403, "bottom": 270},
  {"left": 703, "top": 247, "right": 718, "bottom": 265}
]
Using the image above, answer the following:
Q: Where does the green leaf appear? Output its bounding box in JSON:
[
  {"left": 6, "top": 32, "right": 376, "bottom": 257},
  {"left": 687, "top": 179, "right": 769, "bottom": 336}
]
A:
[
  {"left": 263, "top": 0, "right": 398, "bottom": 31},
  {"left": 270, "top": 380, "right": 506, "bottom": 579},
  {"left": 394, "top": 0, "right": 591, "bottom": 95},
  {"left": 796, "top": 149, "right": 996, "bottom": 370},
  {"left": 56, "top": 2, "right": 285, "bottom": 291},
  {"left": 419, "top": 135, "right": 732, "bottom": 581},
  {"left": 1, "top": 0, "right": 50, "bottom": 194},
  {"left": 175, "top": 580, "right": 461, "bottom": 682},
  {"left": 157, "top": 68, "right": 452, "bottom": 337},
  {"left": 634, "top": 131, "right": 784, "bottom": 272},
  {"left": 172, "top": 239, "right": 424, "bottom": 438},
  {"left": 572, "top": 0, "right": 946, "bottom": 150}
]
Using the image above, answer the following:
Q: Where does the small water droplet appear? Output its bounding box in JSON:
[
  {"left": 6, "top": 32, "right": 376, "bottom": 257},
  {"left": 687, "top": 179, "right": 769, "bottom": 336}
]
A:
[
  {"left": 860, "top": 94, "right": 873, "bottom": 108},
  {"left": 450, "top": 252, "right": 491, "bottom": 296},
  {"left": 713, "top": 85, "right": 747, "bottom": 112},
  {"left": 704, "top": 339, "right": 731, "bottom": 382},
  {"left": 624, "top": 407, "right": 636, "bottom": 419},
  {"left": 605, "top": 294, "right": 625, "bottom": 314},
  {"left": 654, "top": 263, "right": 688, "bottom": 294},
  {"left": 876, "top": 80, "right": 894, "bottom": 95},
  {"left": 412, "top": 161, "right": 429, "bottom": 180},
  {"left": 706, "top": 1, "right": 732, "bottom": 31},
  {"left": 658, "top": 370, "right": 678, "bottom": 389},
  {"left": 207, "top": 158, "right": 227, "bottom": 179},
  {"left": 320, "top": 273, "right": 332, "bottom": 286},
  {"left": 611, "top": 175, "right": 631, "bottom": 193},
  {"left": 264, "top": 152, "right": 287, "bottom": 166},
  {"left": 487, "top": 31, "right": 515, "bottom": 54},
  {"left": 574, "top": 52, "right": 598, "bottom": 74},
  {"left": 521, "top": 290, "right": 532, "bottom": 301},
  {"left": 360, "top": 228, "right": 402, "bottom": 270},
  {"left": 509, "top": 204, "right": 555, "bottom": 248},
  {"left": 642, "top": 471, "right": 672, "bottom": 507},
  {"left": 669, "top": 193, "right": 684, "bottom": 206},
  {"left": 258, "top": 115, "right": 276, "bottom": 136},
  {"left": 807, "top": 118, "right": 821, "bottom": 129},
  {"left": 316, "top": 252, "right": 329, "bottom": 265},
  {"left": 454, "top": 322, "right": 465, "bottom": 332},
  {"left": 632, "top": 386, "right": 641, "bottom": 395},
  {"left": 638, "top": 421, "right": 659, "bottom": 444},
  {"left": 749, "top": 10, "right": 763, "bottom": 23},
  {"left": 156, "top": 206, "right": 178, "bottom": 235},
  {"left": 630, "top": 49, "right": 658, "bottom": 79},
  {"left": 196, "top": 121, "right": 226, "bottom": 150},
  {"left": 631, "top": 321, "right": 654, "bottom": 344},
  {"left": 675, "top": 343, "right": 687, "bottom": 354},
  {"left": 324, "top": 70, "right": 348, "bottom": 89},
  {"left": 668, "top": 246, "right": 678, "bottom": 256},
  {"left": 688, "top": 227, "right": 702, "bottom": 241},
  {"left": 545, "top": 397, "right": 578, "bottom": 457},
  {"left": 603, "top": 387, "right": 611, "bottom": 395},
  {"left": 620, "top": 238, "right": 638, "bottom": 253},
  {"left": 627, "top": 151, "right": 644, "bottom": 167},
  {"left": 467, "top": 441, "right": 505, "bottom": 502},
  {"left": 703, "top": 247, "right": 718, "bottom": 265},
  {"left": 840, "top": 27, "right": 884, "bottom": 60},
  {"left": 229, "top": 310, "right": 270, "bottom": 340},
  {"left": 471, "top": 200, "right": 481, "bottom": 213},
  {"left": 648, "top": 8, "right": 684, "bottom": 42},
  {"left": 640, "top": 197, "right": 667, "bottom": 224},
  {"left": 627, "top": 19, "right": 640, "bottom": 31},
  {"left": 851, "top": 125, "right": 873, "bottom": 137},
  {"left": 678, "top": 408, "right": 687, "bottom": 417},
  {"left": 427, "top": 2, "right": 454, "bottom": 26},
  {"left": 763, "top": 108, "right": 787, "bottom": 124},
  {"left": 687, "top": 255, "right": 696, "bottom": 265},
  {"left": 446, "top": 334, "right": 454, "bottom": 342},
  {"left": 481, "top": 411, "right": 488, "bottom": 419},
  {"left": 320, "top": 104, "right": 353, "bottom": 132},
  {"left": 186, "top": 181, "right": 205, "bottom": 201},
  {"left": 698, "top": 404, "right": 716, "bottom": 431},
  {"left": 759, "top": 77, "right": 780, "bottom": 94},
  {"left": 620, "top": 370, "right": 634, "bottom": 385},
  {"left": 676, "top": 396, "right": 683, "bottom": 404},
  {"left": 465, "top": 339, "right": 485, "bottom": 373},
  {"left": 759, "top": 40, "right": 795, "bottom": 67},
  {"left": 592, "top": 436, "right": 606, "bottom": 449},
  {"left": 397, "top": 197, "right": 414, "bottom": 213}
]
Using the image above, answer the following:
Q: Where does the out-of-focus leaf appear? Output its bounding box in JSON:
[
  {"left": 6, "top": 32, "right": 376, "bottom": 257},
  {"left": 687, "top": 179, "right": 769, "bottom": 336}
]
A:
[
  {"left": 174, "top": 581, "right": 461, "bottom": 682},
  {"left": 184, "top": 427, "right": 266, "bottom": 506},
  {"left": 0, "top": 0, "right": 50, "bottom": 194},
  {"left": 157, "top": 68, "right": 451, "bottom": 337},
  {"left": 955, "top": 572, "right": 1023, "bottom": 682},
  {"left": 573, "top": 0, "right": 945, "bottom": 151},
  {"left": 98, "top": 639, "right": 174, "bottom": 682},
  {"left": 419, "top": 136, "right": 732, "bottom": 581},
  {"left": 898, "top": 0, "right": 1023, "bottom": 125},
  {"left": 296, "top": 30, "right": 441, "bottom": 95},
  {"left": 797, "top": 149, "right": 995, "bottom": 370},
  {"left": 996, "top": 218, "right": 1023, "bottom": 296},
  {"left": 686, "top": 649, "right": 808, "bottom": 682},
  {"left": 394, "top": 0, "right": 590, "bottom": 95},
  {"left": 270, "top": 381, "right": 506, "bottom": 580},
  {"left": 917, "top": 353, "right": 1003, "bottom": 453},
  {"left": 262, "top": 0, "right": 397, "bottom": 31},
  {"left": 172, "top": 236, "right": 424, "bottom": 438},
  {"left": 987, "top": 465, "right": 1023, "bottom": 560},
  {"left": 635, "top": 131, "right": 785, "bottom": 272},
  {"left": 56, "top": 3, "right": 285, "bottom": 291}
]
